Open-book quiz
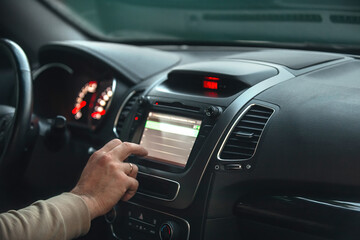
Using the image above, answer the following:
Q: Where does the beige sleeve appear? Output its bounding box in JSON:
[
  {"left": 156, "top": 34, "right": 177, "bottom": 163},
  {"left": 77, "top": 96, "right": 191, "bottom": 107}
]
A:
[{"left": 0, "top": 192, "right": 91, "bottom": 240}]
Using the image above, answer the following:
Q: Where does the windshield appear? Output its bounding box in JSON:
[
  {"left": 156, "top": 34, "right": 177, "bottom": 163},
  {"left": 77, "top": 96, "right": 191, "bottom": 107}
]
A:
[{"left": 43, "top": 0, "right": 360, "bottom": 49}]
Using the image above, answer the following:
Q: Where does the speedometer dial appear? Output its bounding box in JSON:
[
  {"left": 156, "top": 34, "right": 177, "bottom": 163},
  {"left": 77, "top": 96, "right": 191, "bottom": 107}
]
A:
[
  {"left": 91, "top": 87, "right": 113, "bottom": 120},
  {"left": 72, "top": 81, "right": 97, "bottom": 121}
]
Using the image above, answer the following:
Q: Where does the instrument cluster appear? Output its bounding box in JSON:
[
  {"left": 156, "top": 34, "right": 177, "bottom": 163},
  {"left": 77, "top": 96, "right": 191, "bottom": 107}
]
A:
[
  {"left": 71, "top": 79, "right": 115, "bottom": 127},
  {"left": 33, "top": 63, "right": 116, "bottom": 129}
]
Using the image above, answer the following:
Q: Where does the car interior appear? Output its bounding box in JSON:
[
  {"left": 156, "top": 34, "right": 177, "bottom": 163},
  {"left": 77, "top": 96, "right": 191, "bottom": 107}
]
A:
[{"left": 1, "top": 0, "right": 360, "bottom": 240}]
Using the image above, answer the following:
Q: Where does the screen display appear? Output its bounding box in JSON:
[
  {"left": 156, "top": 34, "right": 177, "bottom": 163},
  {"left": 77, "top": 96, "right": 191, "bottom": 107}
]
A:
[{"left": 139, "top": 112, "right": 202, "bottom": 168}]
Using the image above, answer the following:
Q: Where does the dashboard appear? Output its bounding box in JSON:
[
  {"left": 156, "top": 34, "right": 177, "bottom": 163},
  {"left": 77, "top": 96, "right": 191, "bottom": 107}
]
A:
[{"left": 27, "top": 41, "right": 360, "bottom": 240}]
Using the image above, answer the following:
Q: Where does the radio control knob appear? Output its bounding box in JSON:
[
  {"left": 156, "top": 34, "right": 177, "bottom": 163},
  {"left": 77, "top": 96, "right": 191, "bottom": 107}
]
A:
[
  {"left": 205, "top": 106, "right": 222, "bottom": 118},
  {"left": 159, "top": 221, "right": 180, "bottom": 240}
]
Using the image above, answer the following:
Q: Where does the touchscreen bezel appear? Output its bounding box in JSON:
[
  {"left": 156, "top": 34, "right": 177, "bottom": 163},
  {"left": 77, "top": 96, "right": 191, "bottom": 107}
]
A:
[
  {"left": 130, "top": 107, "right": 206, "bottom": 173},
  {"left": 139, "top": 111, "right": 202, "bottom": 168}
]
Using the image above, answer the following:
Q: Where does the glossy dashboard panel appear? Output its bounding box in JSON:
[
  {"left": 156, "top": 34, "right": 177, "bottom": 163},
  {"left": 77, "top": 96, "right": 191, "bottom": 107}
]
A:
[{"left": 31, "top": 41, "right": 360, "bottom": 240}]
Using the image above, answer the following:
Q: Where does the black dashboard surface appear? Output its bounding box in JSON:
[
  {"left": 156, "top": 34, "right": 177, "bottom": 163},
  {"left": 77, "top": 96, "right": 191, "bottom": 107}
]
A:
[{"left": 26, "top": 41, "right": 360, "bottom": 240}]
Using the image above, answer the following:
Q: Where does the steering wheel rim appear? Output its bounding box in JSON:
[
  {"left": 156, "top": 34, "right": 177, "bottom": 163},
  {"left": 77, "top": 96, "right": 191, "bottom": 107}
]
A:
[{"left": 0, "top": 39, "right": 33, "bottom": 183}]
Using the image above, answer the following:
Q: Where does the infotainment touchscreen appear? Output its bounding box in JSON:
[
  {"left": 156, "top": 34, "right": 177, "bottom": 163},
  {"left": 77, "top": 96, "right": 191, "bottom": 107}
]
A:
[{"left": 139, "top": 112, "right": 202, "bottom": 168}]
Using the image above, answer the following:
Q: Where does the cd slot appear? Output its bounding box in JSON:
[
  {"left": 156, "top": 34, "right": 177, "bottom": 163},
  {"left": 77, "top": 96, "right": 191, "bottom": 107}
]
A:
[
  {"left": 136, "top": 172, "right": 180, "bottom": 201},
  {"left": 154, "top": 101, "right": 200, "bottom": 112}
]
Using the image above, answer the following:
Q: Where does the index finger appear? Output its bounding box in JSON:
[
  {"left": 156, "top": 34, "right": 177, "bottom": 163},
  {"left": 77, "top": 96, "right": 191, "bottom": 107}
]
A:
[
  {"left": 99, "top": 139, "right": 123, "bottom": 153},
  {"left": 110, "top": 142, "right": 148, "bottom": 162}
]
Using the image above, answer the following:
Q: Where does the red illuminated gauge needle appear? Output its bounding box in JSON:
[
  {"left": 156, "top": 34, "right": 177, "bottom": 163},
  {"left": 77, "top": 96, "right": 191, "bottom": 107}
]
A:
[
  {"left": 91, "top": 110, "right": 106, "bottom": 119},
  {"left": 72, "top": 101, "right": 87, "bottom": 115}
]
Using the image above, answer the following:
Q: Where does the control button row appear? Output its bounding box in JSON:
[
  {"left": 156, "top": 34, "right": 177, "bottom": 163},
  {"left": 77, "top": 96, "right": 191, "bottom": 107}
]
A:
[{"left": 128, "top": 218, "right": 156, "bottom": 235}]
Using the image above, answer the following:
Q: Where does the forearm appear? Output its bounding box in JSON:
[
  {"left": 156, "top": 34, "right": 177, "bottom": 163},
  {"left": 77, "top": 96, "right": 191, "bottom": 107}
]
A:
[{"left": 0, "top": 193, "right": 91, "bottom": 240}]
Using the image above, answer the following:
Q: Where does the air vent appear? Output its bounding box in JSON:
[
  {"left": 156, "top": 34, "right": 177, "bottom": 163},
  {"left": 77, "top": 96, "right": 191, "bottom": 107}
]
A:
[
  {"left": 114, "top": 90, "right": 144, "bottom": 137},
  {"left": 219, "top": 105, "right": 274, "bottom": 160},
  {"left": 330, "top": 15, "right": 360, "bottom": 25},
  {"left": 204, "top": 13, "right": 322, "bottom": 23}
]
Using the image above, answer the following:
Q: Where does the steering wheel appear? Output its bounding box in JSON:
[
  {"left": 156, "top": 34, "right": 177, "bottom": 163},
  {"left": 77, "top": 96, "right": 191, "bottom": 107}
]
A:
[{"left": 0, "top": 39, "right": 33, "bottom": 184}]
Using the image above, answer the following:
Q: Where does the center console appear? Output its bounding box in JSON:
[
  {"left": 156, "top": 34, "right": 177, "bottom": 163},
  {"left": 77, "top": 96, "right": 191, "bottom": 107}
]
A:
[
  {"left": 110, "top": 96, "right": 220, "bottom": 240},
  {"left": 107, "top": 60, "right": 285, "bottom": 240}
]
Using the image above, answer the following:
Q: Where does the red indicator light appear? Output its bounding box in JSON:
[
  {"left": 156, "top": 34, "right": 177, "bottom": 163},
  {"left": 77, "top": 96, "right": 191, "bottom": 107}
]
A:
[
  {"left": 134, "top": 116, "right": 139, "bottom": 121},
  {"left": 155, "top": 102, "right": 159, "bottom": 105},
  {"left": 205, "top": 76, "right": 219, "bottom": 81},
  {"left": 72, "top": 101, "right": 87, "bottom": 115},
  {"left": 203, "top": 80, "right": 218, "bottom": 90},
  {"left": 205, "top": 92, "right": 219, "bottom": 97},
  {"left": 91, "top": 110, "right": 106, "bottom": 119}
]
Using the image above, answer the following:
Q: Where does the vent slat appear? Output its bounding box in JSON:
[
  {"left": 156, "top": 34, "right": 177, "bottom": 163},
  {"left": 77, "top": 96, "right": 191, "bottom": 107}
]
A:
[
  {"left": 233, "top": 136, "right": 260, "bottom": 141},
  {"left": 244, "top": 114, "right": 271, "bottom": 120},
  {"left": 241, "top": 119, "right": 267, "bottom": 126},
  {"left": 220, "top": 105, "right": 274, "bottom": 160},
  {"left": 224, "top": 144, "right": 256, "bottom": 151},
  {"left": 248, "top": 109, "right": 272, "bottom": 116},
  {"left": 221, "top": 151, "right": 253, "bottom": 158},
  {"left": 235, "top": 125, "right": 263, "bottom": 132},
  {"left": 227, "top": 137, "right": 259, "bottom": 144},
  {"left": 115, "top": 91, "right": 144, "bottom": 137}
]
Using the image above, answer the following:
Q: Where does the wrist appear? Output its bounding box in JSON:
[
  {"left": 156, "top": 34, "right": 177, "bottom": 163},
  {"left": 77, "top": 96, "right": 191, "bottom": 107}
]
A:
[{"left": 70, "top": 190, "right": 98, "bottom": 219}]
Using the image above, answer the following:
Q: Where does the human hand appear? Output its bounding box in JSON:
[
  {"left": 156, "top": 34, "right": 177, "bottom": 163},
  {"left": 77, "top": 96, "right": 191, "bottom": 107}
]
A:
[{"left": 71, "top": 139, "right": 147, "bottom": 219}]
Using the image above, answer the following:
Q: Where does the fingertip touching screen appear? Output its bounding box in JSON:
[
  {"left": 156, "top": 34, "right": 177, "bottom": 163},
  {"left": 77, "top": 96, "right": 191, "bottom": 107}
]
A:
[{"left": 140, "top": 112, "right": 202, "bottom": 168}]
